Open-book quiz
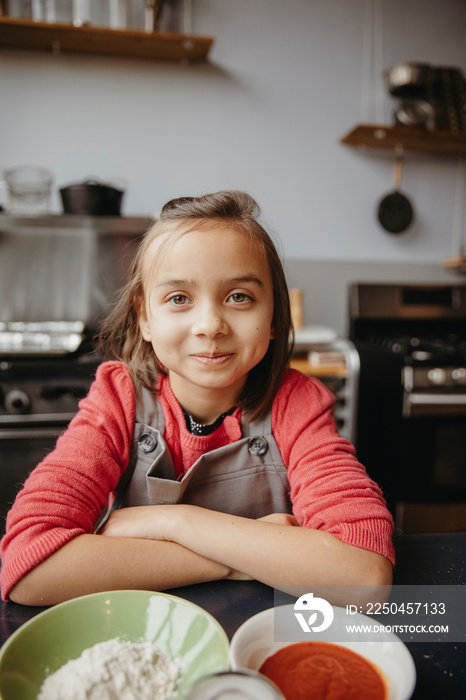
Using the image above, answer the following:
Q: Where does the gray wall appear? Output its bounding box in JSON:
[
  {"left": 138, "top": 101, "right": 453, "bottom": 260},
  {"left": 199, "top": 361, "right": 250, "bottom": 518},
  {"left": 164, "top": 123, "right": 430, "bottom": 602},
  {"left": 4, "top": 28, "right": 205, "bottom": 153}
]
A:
[{"left": 2, "top": 0, "right": 466, "bottom": 331}]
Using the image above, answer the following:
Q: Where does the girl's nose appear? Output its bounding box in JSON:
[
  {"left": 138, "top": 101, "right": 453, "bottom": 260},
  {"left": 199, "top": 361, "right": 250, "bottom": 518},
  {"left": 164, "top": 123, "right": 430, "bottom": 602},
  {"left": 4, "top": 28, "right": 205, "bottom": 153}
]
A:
[{"left": 192, "top": 304, "right": 228, "bottom": 338}]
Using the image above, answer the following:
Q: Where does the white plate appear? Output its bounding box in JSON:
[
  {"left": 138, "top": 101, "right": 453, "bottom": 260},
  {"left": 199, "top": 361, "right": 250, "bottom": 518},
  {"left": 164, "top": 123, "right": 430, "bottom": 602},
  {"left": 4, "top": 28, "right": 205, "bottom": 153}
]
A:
[{"left": 230, "top": 604, "right": 416, "bottom": 700}]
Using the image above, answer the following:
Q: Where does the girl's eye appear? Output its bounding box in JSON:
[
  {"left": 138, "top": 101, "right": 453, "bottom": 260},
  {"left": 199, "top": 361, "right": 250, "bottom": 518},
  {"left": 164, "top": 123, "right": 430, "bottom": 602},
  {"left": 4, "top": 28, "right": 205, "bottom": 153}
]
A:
[
  {"left": 168, "top": 294, "right": 189, "bottom": 306},
  {"left": 229, "top": 292, "right": 251, "bottom": 304}
]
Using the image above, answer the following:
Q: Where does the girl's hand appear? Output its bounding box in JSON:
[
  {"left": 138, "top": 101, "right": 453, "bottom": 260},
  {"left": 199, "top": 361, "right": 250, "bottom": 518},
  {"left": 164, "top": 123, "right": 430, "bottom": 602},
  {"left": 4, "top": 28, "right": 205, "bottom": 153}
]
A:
[
  {"left": 257, "top": 512, "right": 300, "bottom": 527},
  {"left": 100, "top": 507, "right": 299, "bottom": 541},
  {"left": 100, "top": 506, "right": 175, "bottom": 541},
  {"left": 100, "top": 507, "right": 300, "bottom": 540},
  {"left": 226, "top": 569, "right": 254, "bottom": 581},
  {"left": 225, "top": 513, "right": 298, "bottom": 581},
  {"left": 100, "top": 505, "right": 251, "bottom": 582}
]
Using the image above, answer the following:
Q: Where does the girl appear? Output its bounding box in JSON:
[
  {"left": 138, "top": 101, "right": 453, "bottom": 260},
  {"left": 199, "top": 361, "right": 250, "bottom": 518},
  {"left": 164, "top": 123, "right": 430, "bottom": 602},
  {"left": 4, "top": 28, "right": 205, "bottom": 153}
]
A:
[{"left": 1, "top": 190, "right": 394, "bottom": 606}]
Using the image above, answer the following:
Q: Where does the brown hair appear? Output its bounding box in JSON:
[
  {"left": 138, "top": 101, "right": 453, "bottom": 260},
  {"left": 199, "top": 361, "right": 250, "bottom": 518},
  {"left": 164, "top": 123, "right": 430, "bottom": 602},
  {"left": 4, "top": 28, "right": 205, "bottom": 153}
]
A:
[{"left": 99, "top": 190, "right": 293, "bottom": 421}]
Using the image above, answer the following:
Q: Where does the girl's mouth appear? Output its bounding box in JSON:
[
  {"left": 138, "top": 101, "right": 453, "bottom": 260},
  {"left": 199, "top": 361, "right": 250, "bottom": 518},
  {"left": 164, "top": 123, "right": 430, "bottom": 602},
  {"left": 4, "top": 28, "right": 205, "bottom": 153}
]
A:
[{"left": 191, "top": 353, "right": 234, "bottom": 365}]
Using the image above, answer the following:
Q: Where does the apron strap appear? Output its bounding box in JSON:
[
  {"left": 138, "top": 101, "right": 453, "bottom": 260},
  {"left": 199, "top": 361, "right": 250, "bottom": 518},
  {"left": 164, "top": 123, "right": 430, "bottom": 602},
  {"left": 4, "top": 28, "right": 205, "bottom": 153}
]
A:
[
  {"left": 94, "top": 384, "right": 163, "bottom": 532},
  {"left": 135, "top": 384, "right": 165, "bottom": 431},
  {"left": 241, "top": 411, "right": 272, "bottom": 439}
]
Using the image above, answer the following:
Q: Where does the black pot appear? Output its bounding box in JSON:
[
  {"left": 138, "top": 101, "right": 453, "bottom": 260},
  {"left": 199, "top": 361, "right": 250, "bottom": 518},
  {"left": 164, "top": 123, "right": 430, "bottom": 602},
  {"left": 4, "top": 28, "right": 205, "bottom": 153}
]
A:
[{"left": 60, "top": 180, "right": 124, "bottom": 216}]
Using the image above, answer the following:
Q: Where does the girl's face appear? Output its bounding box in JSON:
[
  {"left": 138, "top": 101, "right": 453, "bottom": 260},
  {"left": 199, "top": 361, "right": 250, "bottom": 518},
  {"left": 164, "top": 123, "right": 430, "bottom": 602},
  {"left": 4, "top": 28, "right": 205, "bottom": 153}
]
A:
[{"left": 139, "top": 223, "right": 275, "bottom": 419}]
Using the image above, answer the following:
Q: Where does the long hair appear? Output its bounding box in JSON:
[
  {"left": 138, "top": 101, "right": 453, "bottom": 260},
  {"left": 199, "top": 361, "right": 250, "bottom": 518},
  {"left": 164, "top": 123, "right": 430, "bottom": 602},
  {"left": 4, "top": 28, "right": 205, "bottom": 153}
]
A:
[{"left": 99, "top": 190, "right": 293, "bottom": 421}]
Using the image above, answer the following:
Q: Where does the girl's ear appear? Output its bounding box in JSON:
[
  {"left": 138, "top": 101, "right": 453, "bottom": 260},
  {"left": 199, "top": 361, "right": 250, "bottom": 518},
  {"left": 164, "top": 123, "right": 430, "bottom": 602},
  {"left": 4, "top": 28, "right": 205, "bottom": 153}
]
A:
[{"left": 138, "top": 307, "right": 152, "bottom": 342}]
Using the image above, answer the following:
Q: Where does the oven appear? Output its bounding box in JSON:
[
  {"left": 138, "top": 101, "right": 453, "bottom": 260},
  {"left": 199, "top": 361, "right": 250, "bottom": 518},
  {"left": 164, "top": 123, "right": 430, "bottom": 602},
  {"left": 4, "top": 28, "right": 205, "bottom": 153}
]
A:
[
  {"left": 349, "top": 283, "right": 466, "bottom": 534},
  {"left": 0, "top": 343, "right": 101, "bottom": 536}
]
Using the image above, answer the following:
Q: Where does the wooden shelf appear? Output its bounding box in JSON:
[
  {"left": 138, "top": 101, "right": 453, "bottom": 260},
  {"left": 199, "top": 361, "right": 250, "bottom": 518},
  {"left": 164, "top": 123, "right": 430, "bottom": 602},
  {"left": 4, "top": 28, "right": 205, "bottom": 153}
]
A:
[
  {"left": 290, "top": 357, "right": 348, "bottom": 378},
  {"left": 341, "top": 124, "right": 466, "bottom": 157},
  {"left": 0, "top": 17, "right": 213, "bottom": 62},
  {"left": 442, "top": 257, "right": 466, "bottom": 273}
]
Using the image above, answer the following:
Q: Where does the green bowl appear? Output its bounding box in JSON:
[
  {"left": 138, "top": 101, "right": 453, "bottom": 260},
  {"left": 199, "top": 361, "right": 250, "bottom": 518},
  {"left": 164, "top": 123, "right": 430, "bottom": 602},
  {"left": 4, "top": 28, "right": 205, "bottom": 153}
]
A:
[{"left": 0, "top": 590, "right": 229, "bottom": 699}]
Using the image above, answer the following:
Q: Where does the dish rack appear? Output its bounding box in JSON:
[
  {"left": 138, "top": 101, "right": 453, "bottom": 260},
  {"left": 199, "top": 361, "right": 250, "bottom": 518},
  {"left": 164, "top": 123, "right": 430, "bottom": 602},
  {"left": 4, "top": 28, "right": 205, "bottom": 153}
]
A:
[{"left": 290, "top": 330, "right": 360, "bottom": 444}]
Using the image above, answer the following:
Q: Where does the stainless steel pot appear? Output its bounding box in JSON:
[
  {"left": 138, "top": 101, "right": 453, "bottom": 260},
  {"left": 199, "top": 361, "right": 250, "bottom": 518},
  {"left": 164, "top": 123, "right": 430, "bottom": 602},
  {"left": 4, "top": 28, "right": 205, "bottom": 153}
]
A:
[{"left": 384, "top": 63, "right": 434, "bottom": 98}]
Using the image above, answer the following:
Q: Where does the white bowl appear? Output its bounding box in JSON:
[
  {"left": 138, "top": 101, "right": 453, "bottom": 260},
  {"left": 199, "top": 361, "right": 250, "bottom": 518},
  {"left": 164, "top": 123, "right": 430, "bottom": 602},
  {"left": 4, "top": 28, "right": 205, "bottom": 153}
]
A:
[{"left": 229, "top": 604, "right": 416, "bottom": 700}]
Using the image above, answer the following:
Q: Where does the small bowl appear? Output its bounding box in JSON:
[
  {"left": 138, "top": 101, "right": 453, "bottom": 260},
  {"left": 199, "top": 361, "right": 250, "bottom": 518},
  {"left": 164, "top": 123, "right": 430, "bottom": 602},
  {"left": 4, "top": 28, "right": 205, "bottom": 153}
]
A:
[
  {"left": 229, "top": 604, "right": 416, "bottom": 700},
  {"left": 0, "top": 590, "right": 229, "bottom": 700}
]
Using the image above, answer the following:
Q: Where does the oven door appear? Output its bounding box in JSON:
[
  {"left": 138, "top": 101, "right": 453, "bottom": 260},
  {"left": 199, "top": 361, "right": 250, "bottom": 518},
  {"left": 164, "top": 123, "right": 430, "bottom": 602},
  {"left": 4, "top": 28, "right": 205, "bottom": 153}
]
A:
[
  {"left": 397, "top": 394, "right": 466, "bottom": 532},
  {"left": 403, "top": 391, "right": 466, "bottom": 417},
  {"left": 0, "top": 423, "right": 66, "bottom": 536}
]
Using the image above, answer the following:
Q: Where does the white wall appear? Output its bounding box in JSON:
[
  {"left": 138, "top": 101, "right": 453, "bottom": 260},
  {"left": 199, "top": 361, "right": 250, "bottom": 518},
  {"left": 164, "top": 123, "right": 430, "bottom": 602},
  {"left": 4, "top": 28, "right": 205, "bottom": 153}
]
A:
[{"left": 1, "top": 0, "right": 466, "bottom": 263}]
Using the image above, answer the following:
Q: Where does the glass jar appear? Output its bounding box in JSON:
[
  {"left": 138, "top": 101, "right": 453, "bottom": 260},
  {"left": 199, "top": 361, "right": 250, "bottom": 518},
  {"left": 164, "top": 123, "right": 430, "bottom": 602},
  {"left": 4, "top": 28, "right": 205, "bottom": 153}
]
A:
[
  {"left": 3, "top": 166, "right": 54, "bottom": 215},
  {"left": 185, "top": 670, "right": 286, "bottom": 700}
]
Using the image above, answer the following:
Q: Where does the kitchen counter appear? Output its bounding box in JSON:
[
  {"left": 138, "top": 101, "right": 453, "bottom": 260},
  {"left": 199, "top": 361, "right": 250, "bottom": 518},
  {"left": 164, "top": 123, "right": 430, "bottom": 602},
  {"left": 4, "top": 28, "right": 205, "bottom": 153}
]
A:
[
  {"left": 391, "top": 532, "right": 465, "bottom": 699},
  {"left": 1, "top": 532, "right": 465, "bottom": 699}
]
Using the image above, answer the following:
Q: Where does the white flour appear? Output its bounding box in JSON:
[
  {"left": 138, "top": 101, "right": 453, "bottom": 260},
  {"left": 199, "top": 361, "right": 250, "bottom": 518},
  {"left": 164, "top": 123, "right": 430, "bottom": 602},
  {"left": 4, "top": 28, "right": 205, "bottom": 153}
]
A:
[{"left": 37, "top": 638, "right": 182, "bottom": 700}]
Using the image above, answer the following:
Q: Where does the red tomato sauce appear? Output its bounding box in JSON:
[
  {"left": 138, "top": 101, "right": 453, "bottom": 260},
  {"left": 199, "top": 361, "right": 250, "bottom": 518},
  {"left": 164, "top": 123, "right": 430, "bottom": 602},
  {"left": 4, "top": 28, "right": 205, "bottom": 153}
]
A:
[{"left": 259, "top": 641, "right": 387, "bottom": 700}]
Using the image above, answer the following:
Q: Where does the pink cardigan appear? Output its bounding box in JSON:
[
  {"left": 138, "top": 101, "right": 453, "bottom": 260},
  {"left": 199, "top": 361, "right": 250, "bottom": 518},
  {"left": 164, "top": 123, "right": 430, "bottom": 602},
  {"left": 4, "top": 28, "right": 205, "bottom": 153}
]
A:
[{"left": 0, "top": 361, "right": 395, "bottom": 600}]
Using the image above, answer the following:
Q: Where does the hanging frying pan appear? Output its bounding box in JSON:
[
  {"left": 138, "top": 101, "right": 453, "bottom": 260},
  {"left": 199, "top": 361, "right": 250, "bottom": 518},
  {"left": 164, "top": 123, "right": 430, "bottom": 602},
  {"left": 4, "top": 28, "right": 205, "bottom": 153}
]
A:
[{"left": 377, "top": 153, "right": 414, "bottom": 234}]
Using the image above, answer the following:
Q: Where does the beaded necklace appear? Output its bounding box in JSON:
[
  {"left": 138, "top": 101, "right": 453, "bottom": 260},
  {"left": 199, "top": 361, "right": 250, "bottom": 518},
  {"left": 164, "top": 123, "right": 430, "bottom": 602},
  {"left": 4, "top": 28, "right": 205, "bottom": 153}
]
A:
[{"left": 181, "top": 407, "right": 235, "bottom": 436}]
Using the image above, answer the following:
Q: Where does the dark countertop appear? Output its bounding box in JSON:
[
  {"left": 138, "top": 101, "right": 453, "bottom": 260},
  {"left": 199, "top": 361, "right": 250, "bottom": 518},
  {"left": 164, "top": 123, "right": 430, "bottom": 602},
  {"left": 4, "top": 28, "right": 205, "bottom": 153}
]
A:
[
  {"left": 1, "top": 532, "right": 465, "bottom": 699},
  {"left": 390, "top": 532, "right": 466, "bottom": 700}
]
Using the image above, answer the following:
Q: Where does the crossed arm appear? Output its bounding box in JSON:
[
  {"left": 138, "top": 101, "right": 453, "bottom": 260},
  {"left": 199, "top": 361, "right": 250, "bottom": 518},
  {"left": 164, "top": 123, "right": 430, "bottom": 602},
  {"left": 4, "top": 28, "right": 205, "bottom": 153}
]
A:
[{"left": 9, "top": 505, "right": 392, "bottom": 607}]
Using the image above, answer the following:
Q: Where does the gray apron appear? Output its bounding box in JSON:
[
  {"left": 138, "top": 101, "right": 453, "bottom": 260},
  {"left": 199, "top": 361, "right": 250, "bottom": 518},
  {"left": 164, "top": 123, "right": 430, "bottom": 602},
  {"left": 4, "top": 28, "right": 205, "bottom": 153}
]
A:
[{"left": 107, "top": 386, "right": 292, "bottom": 520}]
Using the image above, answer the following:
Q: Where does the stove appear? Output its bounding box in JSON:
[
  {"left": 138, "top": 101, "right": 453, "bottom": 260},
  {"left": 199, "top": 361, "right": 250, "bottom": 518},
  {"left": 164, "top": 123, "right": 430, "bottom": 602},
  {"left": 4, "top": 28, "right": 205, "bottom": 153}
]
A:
[
  {"left": 0, "top": 324, "right": 102, "bottom": 535},
  {"left": 349, "top": 283, "right": 466, "bottom": 533}
]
